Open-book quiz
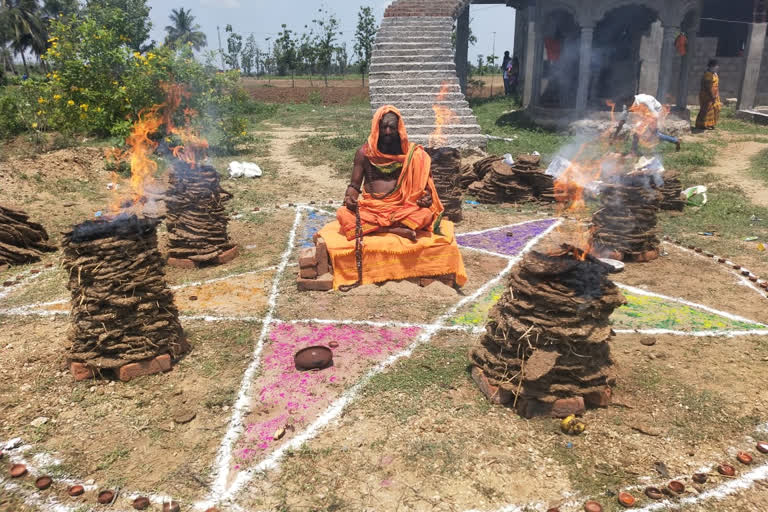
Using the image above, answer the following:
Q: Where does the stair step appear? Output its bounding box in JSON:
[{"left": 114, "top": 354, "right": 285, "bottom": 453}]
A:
[
  {"left": 391, "top": 107, "right": 475, "bottom": 117},
  {"left": 405, "top": 124, "right": 483, "bottom": 135},
  {"left": 370, "top": 62, "right": 456, "bottom": 73},
  {"left": 372, "top": 56, "right": 455, "bottom": 66},
  {"left": 371, "top": 92, "right": 468, "bottom": 102},
  {"left": 370, "top": 84, "right": 462, "bottom": 92},
  {"left": 376, "top": 35, "right": 450, "bottom": 43},
  {"left": 408, "top": 134, "right": 488, "bottom": 149},
  {"left": 369, "top": 78, "right": 461, "bottom": 87},
  {"left": 374, "top": 49, "right": 454, "bottom": 58},
  {"left": 370, "top": 71, "right": 458, "bottom": 80},
  {"left": 374, "top": 41, "right": 453, "bottom": 49}
]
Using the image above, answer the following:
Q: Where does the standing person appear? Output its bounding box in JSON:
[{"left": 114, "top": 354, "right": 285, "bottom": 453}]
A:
[
  {"left": 508, "top": 56, "right": 520, "bottom": 97},
  {"left": 695, "top": 59, "right": 721, "bottom": 130},
  {"left": 501, "top": 50, "right": 511, "bottom": 96}
]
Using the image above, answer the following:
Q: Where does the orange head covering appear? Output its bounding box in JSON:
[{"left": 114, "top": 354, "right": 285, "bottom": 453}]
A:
[{"left": 364, "top": 105, "right": 410, "bottom": 167}]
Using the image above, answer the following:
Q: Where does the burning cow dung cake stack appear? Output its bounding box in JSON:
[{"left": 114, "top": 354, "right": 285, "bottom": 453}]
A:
[
  {"left": 165, "top": 161, "right": 238, "bottom": 267},
  {"left": 591, "top": 172, "right": 663, "bottom": 262},
  {"left": 62, "top": 215, "right": 186, "bottom": 381},
  {"left": 426, "top": 147, "right": 463, "bottom": 222},
  {"left": 0, "top": 204, "right": 56, "bottom": 267},
  {"left": 658, "top": 169, "right": 685, "bottom": 211},
  {"left": 470, "top": 243, "right": 626, "bottom": 417}
]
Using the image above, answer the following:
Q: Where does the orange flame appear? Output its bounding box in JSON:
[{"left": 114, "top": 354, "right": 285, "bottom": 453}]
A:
[
  {"left": 628, "top": 101, "right": 669, "bottom": 151},
  {"left": 429, "top": 82, "right": 458, "bottom": 147}
]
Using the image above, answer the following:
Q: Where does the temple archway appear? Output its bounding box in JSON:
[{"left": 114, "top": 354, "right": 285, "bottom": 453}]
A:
[
  {"left": 590, "top": 4, "right": 661, "bottom": 108},
  {"left": 536, "top": 9, "right": 581, "bottom": 108}
]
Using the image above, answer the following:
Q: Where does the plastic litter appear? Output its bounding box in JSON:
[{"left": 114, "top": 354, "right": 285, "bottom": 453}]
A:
[
  {"left": 228, "top": 161, "right": 262, "bottom": 178},
  {"left": 633, "top": 94, "right": 664, "bottom": 118},
  {"left": 744, "top": 236, "right": 759, "bottom": 242},
  {"left": 532, "top": 151, "right": 540, "bottom": 156},
  {"left": 758, "top": 243, "right": 766, "bottom": 252},
  {"left": 464, "top": 200, "right": 480, "bottom": 205},
  {"left": 503, "top": 153, "right": 515, "bottom": 166},
  {"left": 545, "top": 155, "right": 571, "bottom": 179},
  {"left": 681, "top": 186, "right": 707, "bottom": 206},
  {"left": 94, "top": 211, "right": 103, "bottom": 218}
]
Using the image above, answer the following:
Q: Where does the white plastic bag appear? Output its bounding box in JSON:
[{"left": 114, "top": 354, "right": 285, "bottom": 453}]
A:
[
  {"left": 681, "top": 185, "right": 708, "bottom": 206},
  {"left": 503, "top": 153, "right": 515, "bottom": 166},
  {"left": 545, "top": 155, "right": 571, "bottom": 179},
  {"left": 228, "top": 161, "right": 263, "bottom": 178}
]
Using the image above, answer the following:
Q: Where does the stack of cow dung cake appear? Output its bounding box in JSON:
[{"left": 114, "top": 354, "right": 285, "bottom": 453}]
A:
[
  {"left": 512, "top": 153, "right": 555, "bottom": 202},
  {"left": 465, "top": 154, "right": 555, "bottom": 204},
  {"left": 165, "top": 161, "right": 238, "bottom": 267},
  {"left": 591, "top": 172, "right": 663, "bottom": 262},
  {"left": 469, "top": 243, "right": 626, "bottom": 417},
  {"left": 426, "top": 147, "right": 463, "bottom": 222},
  {"left": 62, "top": 215, "right": 187, "bottom": 381},
  {"left": 658, "top": 169, "right": 685, "bottom": 211},
  {"left": 0, "top": 204, "right": 56, "bottom": 268}
]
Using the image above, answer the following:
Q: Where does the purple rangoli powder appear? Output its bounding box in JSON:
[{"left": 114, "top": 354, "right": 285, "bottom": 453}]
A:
[{"left": 456, "top": 218, "right": 557, "bottom": 257}]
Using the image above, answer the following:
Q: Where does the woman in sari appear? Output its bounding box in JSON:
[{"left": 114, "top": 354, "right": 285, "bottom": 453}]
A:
[{"left": 695, "top": 59, "right": 721, "bottom": 130}]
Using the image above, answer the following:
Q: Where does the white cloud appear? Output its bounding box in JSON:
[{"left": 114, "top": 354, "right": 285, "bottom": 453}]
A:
[{"left": 200, "top": 0, "right": 241, "bottom": 8}]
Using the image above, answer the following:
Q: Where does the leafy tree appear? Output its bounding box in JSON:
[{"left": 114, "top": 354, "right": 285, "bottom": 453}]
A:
[
  {"left": 476, "top": 54, "right": 484, "bottom": 74},
  {"left": 273, "top": 24, "right": 296, "bottom": 83},
  {"left": 164, "top": 7, "right": 206, "bottom": 51},
  {"left": 86, "top": 0, "right": 152, "bottom": 52},
  {"left": 353, "top": 5, "right": 376, "bottom": 86},
  {"left": 311, "top": 7, "right": 340, "bottom": 87},
  {"left": 1, "top": 0, "right": 45, "bottom": 75},
  {"left": 335, "top": 41, "right": 348, "bottom": 75},
  {"left": 224, "top": 24, "right": 241, "bottom": 70},
  {"left": 451, "top": 17, "right": 477, "bottom": 50},
  {"left": 297, "top": 28, "right": 316, "bottom": 86},
  {"left": 241, "top": 33, "right": 257, "bottom": 76}
]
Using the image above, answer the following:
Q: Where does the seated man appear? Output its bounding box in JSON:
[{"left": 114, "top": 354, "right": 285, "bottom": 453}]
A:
[
  {"left": 337, "top": 105, "right": 440, "bottom": 241},
  {"left": 317, "top": 105, "right": 467, "bottom": 290}
]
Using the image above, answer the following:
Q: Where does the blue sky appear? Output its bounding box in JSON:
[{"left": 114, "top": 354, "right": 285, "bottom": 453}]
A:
[{"left": 146, "top": 1, "right": 516, "bottom": 65}]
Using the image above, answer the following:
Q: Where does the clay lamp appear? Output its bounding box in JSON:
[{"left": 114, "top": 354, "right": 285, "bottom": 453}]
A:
[
  {"left": 163, "top": 502, "right": 181, "bottom": 512},
  {"left": 546, "top": 508, "right": 560, "bottom": 512},
  {"left": 133, "top": 496, "right": 151, "bottom": 510},
  {"left": 68, "top": 485, "right": 85, "bottom": 497},
  {"left": 205, "top": 508, "right": 220, "bottom": 512},
  {"left": 583, "top": 501, "right": 603, "bottom": 512},
  {"left": 749, "top": 276, "right": 759, "bottom": 282},
  {"left": 757, "top": 442, "right": 768, "bottom": 454},
  {"left": 617, "top": 492, "right": 636, "bottom": 507},
  {"left": 687, "top": 245, "right": 695, "bottom": 250},
  {"left": 717, "top": 257, "right": 726, "bottom": 263},
  {"left": 9, "top": 463, "right": 27, "bottom": 478},
  {"left": 667, "top": 480, "right": 685, "bottom": 494},
  {"left": 718, "top": 463, "right": 736, "bottom": 476},
  {"left": 328, "top": 341, "right": 339, "bottom": 349},
  {"left": 694, "top": 247, "right": 702, "bottom": 253},
  {"left": 294, "top": 346, "right": 333, "bottom": 371},
  {"left": 692, "top": 473, "right": 708, "bottom": 484},
  {"left": 733, "top": 264, "right": 741, "bottom": 270},
  {"left": 35, "top": 475, "right": 53, "bottom": 490},
  {"left": 741, "top": 270, "right": 751, "bottom": 276},
  {"left": 188, "top": 295, "right": 198, "bottom": 301},
  {"left": 736, "top": 451, "right": 753, "bottom": 464},
  {"left": 97, "top": 490, "right": 115, "bottom": 504},
  {"left": 644, "top": 487, "right": 663, "bottom": 500}
]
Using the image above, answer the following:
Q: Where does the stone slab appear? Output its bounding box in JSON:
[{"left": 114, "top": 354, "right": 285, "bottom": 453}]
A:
[
  {"left": 297, "top": 273, "right": 333, "bottom": 292},
  {"left": 471, "top": 366, "right": 512, "bottom": 405},
  {"left": 118, "top": 354, "right": 172, "bottom": 382},
  {"left": 298, "top": 247, "right": 317, "bottom": 268},
  {"left": 299, "top": 266, "right": 318, "bottom": 279},
  {"left": 217, "top": 246, "right": 239, "bottom": 264},
  {"left": 70, "top": 361, "right": 95, "bottom": 382},
  {"left": 315, "top": 237, "right": 330, "bottom": 276}
]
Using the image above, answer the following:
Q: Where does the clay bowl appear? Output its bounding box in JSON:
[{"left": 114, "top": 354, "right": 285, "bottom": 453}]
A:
[
  {"left": 97, "top": 490, "right": 115, "bottom": 504},
  {"left": 163, "top": 502, "right": 181, "bottom": 512},
  {"left": 645, "top": 486, "right": 663, "bottom": 500},
  {"left": 598, "top": 258, "right": 625, "bottom": 273},
  {"left": 546, "top": 508, "right": 560, "bottom": 512},
  {"left": 737, "top": 451, "right": 753, "bottom": 464},
  {"left": 583, "top": 501, "right": 603, "bottom": 512},
  {"left": 133, "top": 496, "right": 151, "bottom": 510},
  {"left": 294, "top": 346, "right": 333, "bottom": 371},
  {"left": 667, "top": 480, "right": 685, "bottom": 494},
  {"left": 35, "top": 475, "right": 53, "bottom": 490},
  {"left": 68, "top": 485, "right": 85, "bottom": 497},
  {"left": 757, "top": 441, "right": 768, "bottom": 454},
  {"left": 617, "top": 491, "right": 636, "bottom": 507},
  {"left": 692, "top": 473, "right": 708, "bottom": 484},
  {"left": 9, "top": 463, "right": 27, "bottom": 478},
  {"left": 718, "top": 463, "right": 736, "bottom": 476},
  {"left": 328, "top": 341, "right": 339, "bottom": 349}
]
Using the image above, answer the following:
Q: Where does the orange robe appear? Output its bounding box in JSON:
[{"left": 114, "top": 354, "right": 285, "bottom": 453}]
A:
[
  {"left": 337, "top": 105, "right": 443, "bottom": 240},
  {"left": 695, "top": 71, "right": 721, "bottom": 129}
]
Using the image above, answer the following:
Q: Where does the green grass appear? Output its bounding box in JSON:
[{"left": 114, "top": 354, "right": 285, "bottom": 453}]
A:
[
  {"left": 749, "top": 147, "right": 768, "bottom": 186},
  {"left": 290, "top": 134, "right": 362, "bottom": 179},
  {"left": 251, "top": 101, "right": 369, "bottom": 133}
]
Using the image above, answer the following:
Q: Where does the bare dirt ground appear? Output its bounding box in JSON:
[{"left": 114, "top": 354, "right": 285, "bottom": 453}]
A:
[{"left": 2, "top": 127, "right": 768, "bottom": 512}]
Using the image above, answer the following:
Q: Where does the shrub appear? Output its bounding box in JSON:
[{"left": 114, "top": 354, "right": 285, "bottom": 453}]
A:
[{"left": 0, "top": 89, "right": 25, "bottom": 138}]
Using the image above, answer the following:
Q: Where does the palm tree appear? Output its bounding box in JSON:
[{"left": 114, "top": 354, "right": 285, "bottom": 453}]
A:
[
  {"left": 164, "top": 8, "right": 206, "bottom": 51},
  {"left": 1, "top": 0, "right": 45, "bottom": 75}
]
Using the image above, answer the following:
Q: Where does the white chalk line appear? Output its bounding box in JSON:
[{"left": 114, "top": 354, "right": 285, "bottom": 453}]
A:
[
  {"left": 0, "top": 267, "right": 56, "bottom": 304},
  {"left": 205, "top": 206, "right": 304, "bottom": 503},
  {"left": 203, "top": 218, "right": 564, "bottom": 507},
  {"left": 614, "top": 328, "right": 768, "bottom": 337},
  {"left": 456, "top": 217, "right": 558, "bottom": 237},
  {"left": 615, "top": 283, "right": 768, "bottom": 327}
]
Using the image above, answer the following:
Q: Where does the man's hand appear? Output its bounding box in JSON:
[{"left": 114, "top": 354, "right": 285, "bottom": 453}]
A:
[
  {"left": 417, "top": 189, "right": 432, "bottom": 208},
  {"left": 345, "top": 188, "right": 360, "bottom": 211}
]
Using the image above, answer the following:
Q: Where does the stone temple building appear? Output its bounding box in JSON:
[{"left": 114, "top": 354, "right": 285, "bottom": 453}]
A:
[{"left": 370, "top": 0, "right": 768, "bottom": 146}]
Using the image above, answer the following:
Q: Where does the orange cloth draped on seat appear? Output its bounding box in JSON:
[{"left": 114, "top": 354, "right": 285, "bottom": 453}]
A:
[
  {"left": 318, "top": 220, "right": 468, "bottom": 290},
  {"left": 336, "top": 105, "right": 443, "bottom": 240}
]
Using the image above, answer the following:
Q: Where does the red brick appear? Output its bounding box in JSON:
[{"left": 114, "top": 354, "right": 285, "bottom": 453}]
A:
[
  {"left": 299, "top": 266, "right": 318, "bottom": 279},
  {"left": 583, "top": 387, "right": 612, "bottom": 408},
  {"left": 297, "top": 273, "right": 333, "bottom": 292},
  {"left": 298, "top": 247, "right": 316, "bottom": 268},
  {"left": 315, "top": 237, "right": 330, "bottom": 276},
  {"left": 118, "top": 354, "right": 172, "bottom": 382},
  {"left": 167, "top": 257, "right": 197, "bottom": 269},
  {"left": 517, "top": 396, "right": 586, "bottom": 418},
  {"left": 471, "top": 366, "right": 512, "bottom": 405},
  {"left": 70, "top": 361, "right": 95, "bottom": 381},
  {"left": 217, "top": 246, "right": 239, "bottom": 264}
]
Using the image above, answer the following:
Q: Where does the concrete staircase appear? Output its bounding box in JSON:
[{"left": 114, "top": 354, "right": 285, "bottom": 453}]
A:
[{"left": 369, "top": 1, "right": 485, "bottom": 148}]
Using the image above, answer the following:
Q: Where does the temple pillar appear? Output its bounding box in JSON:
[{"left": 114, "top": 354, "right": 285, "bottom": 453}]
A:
[
  {"left": 455, "top": 4, "right": 470, "bottom": 95},
  {"left": 576, "top": 26, "right": 595, "bottom": 112},
  {"left": 737, "top": 22, "right": 767, "bottom": 110},
  {"left": 639, "top": 21, "right": 663, "bottom": 95},
  {"left": 522, "top": 1, "right": 538, "bottom": 107},
  {"left": 676, "top": 18, "right": 699, "bottom": 109},
  {"left": 657, "top": 25, "right": 680, "bottom": 103}
]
